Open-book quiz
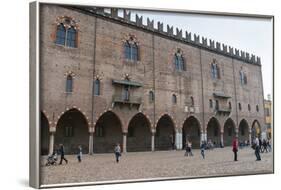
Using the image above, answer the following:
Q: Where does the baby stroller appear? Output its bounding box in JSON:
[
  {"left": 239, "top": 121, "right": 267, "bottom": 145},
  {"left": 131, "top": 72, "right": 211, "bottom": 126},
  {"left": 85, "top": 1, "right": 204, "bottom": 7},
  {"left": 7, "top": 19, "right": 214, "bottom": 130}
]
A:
[{"left": 45, "top": 152, "right": 58, "bottom": 166}]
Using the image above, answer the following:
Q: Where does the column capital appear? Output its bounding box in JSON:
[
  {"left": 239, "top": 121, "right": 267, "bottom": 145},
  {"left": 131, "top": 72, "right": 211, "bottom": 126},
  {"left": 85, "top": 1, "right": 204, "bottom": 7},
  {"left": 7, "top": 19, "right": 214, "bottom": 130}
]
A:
[
  {"left": 88, "top": 127, "right": 95, "bottom": 133},
  {"left": 49, "top": 127, "right": 56, "bottom": 133}
]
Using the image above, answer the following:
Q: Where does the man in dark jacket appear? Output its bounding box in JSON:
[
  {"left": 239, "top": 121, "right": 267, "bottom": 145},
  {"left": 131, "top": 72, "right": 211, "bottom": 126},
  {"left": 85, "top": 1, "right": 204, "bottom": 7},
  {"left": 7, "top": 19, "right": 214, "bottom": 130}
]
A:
[{"left": 59, "top": 144, "right": 68, "bottom": 165}]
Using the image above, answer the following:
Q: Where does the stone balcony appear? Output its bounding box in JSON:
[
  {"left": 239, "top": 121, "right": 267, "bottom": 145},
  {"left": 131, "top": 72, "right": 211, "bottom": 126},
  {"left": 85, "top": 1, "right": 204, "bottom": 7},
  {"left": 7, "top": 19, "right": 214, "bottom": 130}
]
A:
[
  {"left": 215, "top": 107, "right": 231, "bottom": 115},
  {"left": 112, "top": 94, "right": 142, "bottom": 108}
]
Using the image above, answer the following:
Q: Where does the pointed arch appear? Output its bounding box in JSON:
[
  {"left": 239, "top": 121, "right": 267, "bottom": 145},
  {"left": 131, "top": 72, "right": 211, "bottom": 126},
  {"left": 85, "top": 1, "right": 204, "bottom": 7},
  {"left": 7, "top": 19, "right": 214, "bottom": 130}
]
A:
[
  {"left": 239, "top": 119, "right": 250, "bottom": 143},
  {"left": 252, "top": 120, "right": 262, "bottom": 138},
  {"left": 223, "top": 118, "right": 236, "bottom": 146},
  {"left": 55, "top": 108, "right": 89, "bottom": 154},
  {"left": 155, "top": 114, "right": 176, "bottom": 150},
  {"left": 93, "top": 111, "right": 123, "bottom": 153},
  {"left": 207, "top": 117, "right": 221, "bottom": 145},
  {"left": 182, "top": 116, "right": 201, "bottom": 149},
  {"left": 127, "top": 113, "right": 152, "bottom": 152}
]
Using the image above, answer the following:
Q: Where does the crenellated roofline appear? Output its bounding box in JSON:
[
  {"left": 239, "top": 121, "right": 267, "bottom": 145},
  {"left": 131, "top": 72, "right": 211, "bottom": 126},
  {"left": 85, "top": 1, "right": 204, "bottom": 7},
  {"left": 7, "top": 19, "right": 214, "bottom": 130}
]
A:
[{"left": 66, "top": 6, "right": 261, "bottom": 66}]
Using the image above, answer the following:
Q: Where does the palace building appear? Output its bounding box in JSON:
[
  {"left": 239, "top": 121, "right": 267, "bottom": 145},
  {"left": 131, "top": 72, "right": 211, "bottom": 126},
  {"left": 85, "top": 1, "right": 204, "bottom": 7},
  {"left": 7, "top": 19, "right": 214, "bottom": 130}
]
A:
[{"left": 40, "top": 4, "right": 265, "bottom": 155}]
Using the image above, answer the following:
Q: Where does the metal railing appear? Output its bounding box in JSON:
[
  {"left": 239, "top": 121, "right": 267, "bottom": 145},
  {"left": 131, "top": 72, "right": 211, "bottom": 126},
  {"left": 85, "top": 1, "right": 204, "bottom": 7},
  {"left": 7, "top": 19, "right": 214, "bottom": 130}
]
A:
[{"left": 112, "top": 94, "right": 142, "bottom": 105}]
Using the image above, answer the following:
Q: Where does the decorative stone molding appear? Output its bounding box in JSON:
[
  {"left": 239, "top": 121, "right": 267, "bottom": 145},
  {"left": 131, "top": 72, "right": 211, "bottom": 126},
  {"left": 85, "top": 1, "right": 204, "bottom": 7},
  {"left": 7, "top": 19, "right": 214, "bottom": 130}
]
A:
[{"left": 55, "top": 15, "right": 79, "bottom": 30}]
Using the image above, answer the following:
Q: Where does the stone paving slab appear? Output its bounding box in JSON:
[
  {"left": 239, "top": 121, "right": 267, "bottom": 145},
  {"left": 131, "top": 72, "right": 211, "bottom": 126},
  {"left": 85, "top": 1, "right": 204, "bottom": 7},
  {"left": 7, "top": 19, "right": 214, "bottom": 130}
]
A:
[{"left": 40, "top": 147, "right": 273, "bottom": 185}]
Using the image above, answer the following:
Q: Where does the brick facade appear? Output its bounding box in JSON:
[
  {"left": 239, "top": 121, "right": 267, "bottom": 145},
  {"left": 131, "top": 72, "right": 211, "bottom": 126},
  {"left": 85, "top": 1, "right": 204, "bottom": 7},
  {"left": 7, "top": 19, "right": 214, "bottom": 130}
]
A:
[{"left": 40, "top": 4, "right": 265, "bottom": 154}]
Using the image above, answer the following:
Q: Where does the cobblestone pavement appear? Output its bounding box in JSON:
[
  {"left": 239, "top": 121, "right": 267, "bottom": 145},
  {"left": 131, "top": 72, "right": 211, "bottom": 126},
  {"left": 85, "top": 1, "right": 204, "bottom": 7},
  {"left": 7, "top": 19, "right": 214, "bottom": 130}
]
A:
[{"left": 40, "top": 147, "right": 273, "bottom": 185}]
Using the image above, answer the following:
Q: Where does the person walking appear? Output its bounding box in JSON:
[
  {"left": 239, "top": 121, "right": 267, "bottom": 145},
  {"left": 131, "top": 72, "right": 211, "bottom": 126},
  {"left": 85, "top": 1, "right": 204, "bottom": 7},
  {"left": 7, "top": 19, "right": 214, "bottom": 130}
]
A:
[
  {"left": 59, "top": 144, "right": 68, "bottom": 165},
  {"left": 254, "top": 137, "right": 261, "bottom": 161},
  {"left": 267, "top": 138, "right": 272, "bottom": 152},
  {"left": 262, "top": 139, "right": 268, "bottom": 153},
  {"left": 77, "top": 145, "right": 82, "bottom": 163},
  {"left": 258, "top": 138, "right": 263, "bottom": 153},
  {"left": 184, "top": 140, "right": 192, "bottom": 157},
  {"left": 114, "top": 143, "right": 121, "bottom": 163},
  {"left": 200, "top": 141, "right": 206, "bottom": 159},
  {"left": 187, "top": 140, "right": 193, "bottom": 156},
  {"left": 232, "top": 137, "right": 238, "bottom": 161}
]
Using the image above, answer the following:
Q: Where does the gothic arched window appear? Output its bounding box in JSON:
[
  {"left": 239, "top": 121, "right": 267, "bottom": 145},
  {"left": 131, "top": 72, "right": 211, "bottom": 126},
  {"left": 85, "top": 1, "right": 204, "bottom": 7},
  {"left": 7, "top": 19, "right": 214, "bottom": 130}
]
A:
[
  {"left": 172, "top": 94, "right": 177, "bottom": 104},
  {"left": 238, "top": 103, "right": 242, "bottom": 111},
  {"left": 209, "top": 99, "right": 213, "bottom": 108},
  {"left": 55, "top": 16, "right": 78, "bottom": 47},
  {"left": 149, "top": 91, "right": 154, "bottom": 103},
  {"left": 174, "top": 49, "right": 185, "bottom": 71},
  {"left": 66, "top": 75, "right": 73, "bottom": 93},
  {"left": 124, "top": 36, "right": 139, "bottom": 61},
  {"left": 94, "top": 79, "right": 100, "bottom": 96},
  {"left": 190, "top": 96, "right": 194, "bottom": 106},
  {"left": 240, "top": 70, "right": 248, "bottom": 85},
  {"left": 211, "top": 60, "right": 220, "bottom": 79},
  {"left": 55, "top": 24, "right": 66, "bottom": 45},
  {"left": 66, "top": 27, "right": 77, "bottom": 48}
]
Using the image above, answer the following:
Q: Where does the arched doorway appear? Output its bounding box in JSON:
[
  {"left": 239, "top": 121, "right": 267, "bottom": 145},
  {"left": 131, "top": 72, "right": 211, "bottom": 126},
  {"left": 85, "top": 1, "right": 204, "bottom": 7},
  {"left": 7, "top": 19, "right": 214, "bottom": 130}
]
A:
[
  {"left": 182, "top": 116, "right": 201, "bottom": 149},
  {"left": 223, "top": 118, "right": 236, "bottom": 146},
  {"left": 127, "top": 113, "right": 151, "bottom": 152},
  {"left": 55, "top": 109, "right": 89, "bottom": 154},
  {"left": 252, "top": 120, "right": 261, "bottom": 139},
  {"left": 155, "top": 114, "right": 175, "bottom": 150},
  {"left": 207, "top": 117, "right": 221, "bottom": 146},
  {"left": 41, "top": 112, "right": 49, "bottom": 155},
  {"left": 93, "top": 111, "right": 123, "bottom": 153},
  {"left": 239, "top": 119, "right": 250, "bottom": 143}
]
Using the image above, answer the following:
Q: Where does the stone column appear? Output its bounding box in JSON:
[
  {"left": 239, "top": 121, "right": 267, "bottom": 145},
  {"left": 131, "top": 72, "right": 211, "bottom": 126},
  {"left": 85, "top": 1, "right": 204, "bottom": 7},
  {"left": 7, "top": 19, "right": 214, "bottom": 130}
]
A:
[
  {"left": 200, "top": 131, "right": 204, "bottom": 143},
  {"left": 48, "top": 132, "right": 54, "bottom": 155},
  {"left": 88, "top": 132, "right": 94, "bottom": 155},
  {"left": 151, "top": 132, "right": 155, "bottom": 151},
  {"left": 220, "top": 132, "right": 224, "bottom": 147},
  {"left": 122, "top": 133, "right": 127, "bottom": 153},
  {"left": 249, "top": 131, "right": 252, "bottom": 145},
  {"left": 175, "top": 130, "right": 182, "bottom": 150}
]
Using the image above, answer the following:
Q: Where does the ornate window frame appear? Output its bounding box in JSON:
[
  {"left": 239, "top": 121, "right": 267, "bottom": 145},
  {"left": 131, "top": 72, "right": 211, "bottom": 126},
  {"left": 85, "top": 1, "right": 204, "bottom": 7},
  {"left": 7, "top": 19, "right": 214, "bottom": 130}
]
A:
[
  {"left": 174, "top": 48, "right": 186, "bottom": 72},
  {"left": 122, "top": 34, "right": 140, "bottom": 63},
  {"left": 53, "top": 16, "right": 79, "bottom": 48},
  {"left": 210, "top": 59, "right": 220, "bottom": 80}
]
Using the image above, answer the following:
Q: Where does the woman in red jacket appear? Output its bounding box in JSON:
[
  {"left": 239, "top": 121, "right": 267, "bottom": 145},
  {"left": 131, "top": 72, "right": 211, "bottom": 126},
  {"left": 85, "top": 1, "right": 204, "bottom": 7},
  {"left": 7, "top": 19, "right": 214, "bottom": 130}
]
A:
[{"left": 232, "top": 137, "right": 238, "bottom": 161}]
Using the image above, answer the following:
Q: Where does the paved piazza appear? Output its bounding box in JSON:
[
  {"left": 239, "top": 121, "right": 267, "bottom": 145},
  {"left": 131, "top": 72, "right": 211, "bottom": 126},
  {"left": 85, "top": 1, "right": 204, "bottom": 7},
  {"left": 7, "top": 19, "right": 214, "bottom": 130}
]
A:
[{"left": 41, "top": 147, "right": 273, "bottom": 185}]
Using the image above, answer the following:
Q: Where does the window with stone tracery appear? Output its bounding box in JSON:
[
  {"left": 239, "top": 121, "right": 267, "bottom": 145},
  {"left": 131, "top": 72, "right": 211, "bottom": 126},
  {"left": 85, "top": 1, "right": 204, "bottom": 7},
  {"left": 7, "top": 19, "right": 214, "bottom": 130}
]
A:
[
  {"left": 239, "top": 69, "right": 248, "bottom": 85},
  {"left": 211, "top": 59, "right": 220, "bottom": 79},
  {"left": 174, "top": 49, "right": 186, "bottom": 71},
  {"left": 66, "top": 75, "right": 73, "bottom": 93},
  {"left": 124, "top": 35, "right": 139, "bottom": 61},
  {"left": 54, "top": 16, "right": 78, "bottom": 48}
]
